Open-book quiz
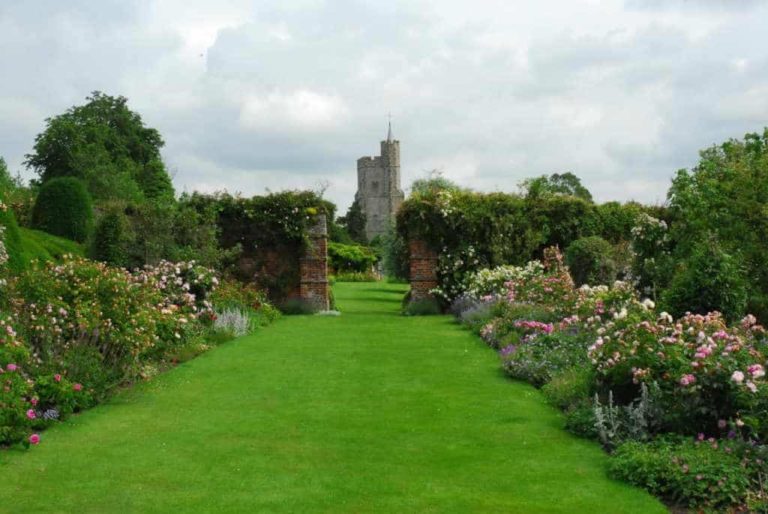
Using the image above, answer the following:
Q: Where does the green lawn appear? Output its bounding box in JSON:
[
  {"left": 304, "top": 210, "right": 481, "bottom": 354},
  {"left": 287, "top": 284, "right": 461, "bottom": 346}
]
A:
[{"left": 0, "top": 282, "right": 666, "bottom": 513}]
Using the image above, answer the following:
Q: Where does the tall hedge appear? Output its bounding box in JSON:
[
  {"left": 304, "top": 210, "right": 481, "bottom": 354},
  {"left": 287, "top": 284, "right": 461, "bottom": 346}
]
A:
[{"left": 32, "top": 177, "right": 94, "bottom": 243}]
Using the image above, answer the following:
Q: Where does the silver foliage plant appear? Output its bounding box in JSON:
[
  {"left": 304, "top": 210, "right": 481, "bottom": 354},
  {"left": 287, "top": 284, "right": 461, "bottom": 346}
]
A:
[
  {"left": 594, "top": 383, "right": 659, "bottom": 450},
  {"left": 213, "top": 308, "right": 253, "bottom": 337}
]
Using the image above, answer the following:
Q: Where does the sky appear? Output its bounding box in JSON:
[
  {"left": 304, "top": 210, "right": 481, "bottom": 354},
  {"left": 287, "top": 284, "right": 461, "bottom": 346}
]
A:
[{"left": 1, "top": 0, "right": 767, "bottom": 212}]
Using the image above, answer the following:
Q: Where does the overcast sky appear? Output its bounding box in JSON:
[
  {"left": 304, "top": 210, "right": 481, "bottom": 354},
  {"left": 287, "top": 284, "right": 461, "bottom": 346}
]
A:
[{"left": 1, "top": 0, "right": 767, "bottom": 211}]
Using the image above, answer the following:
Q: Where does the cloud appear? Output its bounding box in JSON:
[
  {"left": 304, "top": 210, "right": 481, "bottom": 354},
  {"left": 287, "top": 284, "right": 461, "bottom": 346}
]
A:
[{"left": 1, "top": 0, "right": 768, "bottom": 213}]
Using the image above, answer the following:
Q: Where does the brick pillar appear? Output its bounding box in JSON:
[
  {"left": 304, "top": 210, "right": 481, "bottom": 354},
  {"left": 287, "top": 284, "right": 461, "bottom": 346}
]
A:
[
  {"left": 299, "top": 214, "right": 330, "bottom": 311},
  {"left": 409, "top": 239, "right": 438, "bottom": 302}
]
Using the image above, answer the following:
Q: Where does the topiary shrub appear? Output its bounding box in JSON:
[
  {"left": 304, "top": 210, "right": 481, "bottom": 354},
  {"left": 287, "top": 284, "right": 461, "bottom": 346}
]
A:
[
  {"left": 565, "top": 236, "right": 616, "bottom": 286},
  {"left": 32, "top": 177, "right": 93, "bottom": 243},
  {"left": 661, "top": 240, "right": 748, "bottom": 322}
]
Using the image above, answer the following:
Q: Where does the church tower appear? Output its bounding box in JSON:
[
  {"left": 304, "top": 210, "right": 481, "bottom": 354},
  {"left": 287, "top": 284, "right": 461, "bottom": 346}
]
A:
[{"left": 355, "top": 122, "right": 405, "bottom": 241}]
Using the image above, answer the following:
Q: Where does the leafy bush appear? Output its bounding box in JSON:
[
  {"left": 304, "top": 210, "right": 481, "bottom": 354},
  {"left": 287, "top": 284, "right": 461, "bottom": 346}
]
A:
[
  {"left": 333, "top": 271, "right": 379, "bottom": 282},
  {"left": 90, "top": 208, "right": 129, "bottom": 266},
  {"left": 328, "top": 242, "right": 377, "bottom": 273},
  {"left": 661, "top": 240, "right": 748, "bottom": 322},
  {"left": 403, "top": 298, "right": 441, "bottom": 316},
  {"left": 565, "top": 236, "right": 616, "bottom": 286},
  {"left": 609, "top": 436, "right": 751, "bottom": 510},
  {"left": 501, "top": 332, "right": 588, "bottom": 387},
  {"left": 542, "top": 367, "right": 595, "bottom": 410},
  {"left": 31, "top": 177, "right": 93, "bottom": 243}
]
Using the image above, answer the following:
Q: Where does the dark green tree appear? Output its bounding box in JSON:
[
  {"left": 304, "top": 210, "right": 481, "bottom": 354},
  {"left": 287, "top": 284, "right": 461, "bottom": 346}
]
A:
[
  {"left": 25, "top": 91, "right": 174, "bottom": 203},
  {"left": 338, "top": 198, "right": 367, "bottom": 244},
  {"left": 521, "top": 172, "right": 593, "bottom": 202}
]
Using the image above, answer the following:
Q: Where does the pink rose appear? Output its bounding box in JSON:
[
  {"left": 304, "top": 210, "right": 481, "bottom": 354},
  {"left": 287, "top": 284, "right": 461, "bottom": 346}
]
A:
[
  {"left": 30, "top": 398, "right": 38, "bottom": 406},
  {"left": 29, "top": 434, "right": 40, "bottom": 445},
  {"left": 73, "top": 383, "right": 82, "bottom": 392},
  {"left": 26, "top": 409, "right": 36, "bottom": 420},
  {"left": 6, "top": 363, "right": 17, "bottom": 372},
  {"left": 54, "top": 374, "right": 62, "bottom": 382},
  {"left": 732, "top": 371, "right": 745, "bottom": 384}
]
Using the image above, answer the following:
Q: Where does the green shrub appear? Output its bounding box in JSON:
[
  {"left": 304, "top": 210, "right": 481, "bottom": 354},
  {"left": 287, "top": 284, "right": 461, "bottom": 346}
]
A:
[
  {"left": 280, "top": 298, "right": 319, "bottom": 315},
  {"left": 90, "top": 209, "right": 129, "bottom": 266},
  {"left": 0, "top": 200, "right": 26, "bottom": 273},
  {"left": 333, "top": 271, "right": 378, "bottom": 282},
  {"left": 542, "top": 367, "right": 594, "bottom": 410},
  {"left": 661, "top": 240, "right": 748, "bottom": 322},
  {"left": 403, "top": 298, "right": 441, "bottom": 316},
  {"left": 609, "top": 437, "right": 750, "bottom": 510},
  {"left": 564, "top": 402, "right": 598, "bottom": 439},
  {"left": 501, "top": 332, "right": 588, "bottom": 387},
  {"left": 565, "top": 236, "right": 616, "bottom": 286},
  {"left": 328, "top": 242, "right": 377, "bottom": 273},
  {"left": 32, "top": 177, "right": 93, "bottom": 243}
]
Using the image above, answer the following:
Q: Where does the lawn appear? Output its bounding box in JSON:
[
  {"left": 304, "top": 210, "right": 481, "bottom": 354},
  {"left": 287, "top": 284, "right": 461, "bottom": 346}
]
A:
[{"left": 0, "top": 282, "right": 666, "bottom": 513}]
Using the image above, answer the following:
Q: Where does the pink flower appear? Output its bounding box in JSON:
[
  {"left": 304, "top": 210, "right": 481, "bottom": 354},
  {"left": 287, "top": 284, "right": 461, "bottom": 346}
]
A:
[
  {"left": 6, "top": 363, "right": 17, "bottom": 372},
  {"left": 679, "top": 374, "right": 696, "bottom": 387},
  {"left": 28, "top": 434, "right": 40, "bottom": 445},
  {"left": 26, "top": 409, "right": 36, "bottom": 420},
  {"left": 731, "top": 371, "right": 745, "bottom": 384},
  {"left": 718, "top": 419, "right": 727, "bottom": 429},
  {"left": 54, "top": 374, "right": 62, "bottom": 382},
  {"left": 746, "top": 381, "right": 758, "bottom": 394},
  {"left": 73, "top": 383, "right": 82, "bottom": 392},
  {"left": 748, "top": 364, "right": 765, "bottom": 379},
  {"left": 30, "top": 398, "right": 38, "bottom": 406}
]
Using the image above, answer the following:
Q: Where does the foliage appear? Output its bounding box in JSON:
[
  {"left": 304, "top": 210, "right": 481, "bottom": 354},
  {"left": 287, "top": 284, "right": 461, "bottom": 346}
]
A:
[
  {"left": 501, "top": 332, "right": 589, "bottom": 387},
  {"left": 630, "top": 213, "right": 674, "bottom": 300},
  {"left": 609, "top": 436, "right": 752, "bottom": 510},
  {"left": 661, "top": 239, "right": 748, "bottom": 322},
  {"left": 328, "top": 242, "right": 377, "bottom": 273},
  {"left": 403, "top": 297, "right": 441, "bottom": 316},
  {"left": 333, "top": 271, "right": 379, "bottom": 282},
  {"left": 209, "top": 278, "right": 280, "bottom": 327},
  {"left": 181, "top": 191, "right": 329, "bottom": 300},
  {"left": 410, "top": 170, "right": 463, "bottom": 196},
  {"left": 379, "top": 221, "right": 409, "bottom": 281},
  {"left": 520, "top": 172, "right": 593, "bottom": 202},
  {"left": 667, "top": 129, "right": 768, "bottom": 320},
  {"left": 31, "top": 177, "right": 94, "bottom": 243},
  {"left": 90, "top": 208, "right": 129, "bottom": 267},
  {"left": 565, "top": 236, "right": 616, "bottom": 286},
  {"left": 24, "top": 91, "right": 174, "bottom": 203},
  {"left": 337, "top": 198, "right": 367, "bottom": 244},
  {"left": 542, "top": 367, "right": 595, "bottom": 410}
]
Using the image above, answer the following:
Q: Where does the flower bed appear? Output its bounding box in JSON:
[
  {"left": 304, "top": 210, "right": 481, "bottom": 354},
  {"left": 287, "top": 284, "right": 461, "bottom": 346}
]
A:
[
  {"left": 453, "top": 247, "right": 768, "bottom": 510},
  {"left": 0, "top": 248, "right": 277, "bottom": 449}
]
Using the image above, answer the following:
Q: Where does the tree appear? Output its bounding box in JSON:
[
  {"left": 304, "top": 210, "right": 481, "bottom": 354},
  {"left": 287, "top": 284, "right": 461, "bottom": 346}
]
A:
[
  {"left": 520, "top": 172, "right": 593, "bottom": 202},
  {"left": 411, "top": 170, "right": 462, "bottom": 196},
  {"left": 338, "top": 198, "right": 367, "bottom": 244},
  {"left": 667, "top": 128, "right": 768, "bottom": 318},
  {"left": 25, "top": 91, "right": 174, "bottom": 203}
]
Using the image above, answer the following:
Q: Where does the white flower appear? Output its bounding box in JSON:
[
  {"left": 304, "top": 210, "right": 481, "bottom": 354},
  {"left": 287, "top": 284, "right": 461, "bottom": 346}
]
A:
[{"left": 732, "top": 370, "right": 745, "bottom": 384}]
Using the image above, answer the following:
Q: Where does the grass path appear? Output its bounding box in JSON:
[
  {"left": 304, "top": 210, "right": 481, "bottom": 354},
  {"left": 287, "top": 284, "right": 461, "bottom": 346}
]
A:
[{"left": 0, "top": 283, "right": 666, "bottom": 513}]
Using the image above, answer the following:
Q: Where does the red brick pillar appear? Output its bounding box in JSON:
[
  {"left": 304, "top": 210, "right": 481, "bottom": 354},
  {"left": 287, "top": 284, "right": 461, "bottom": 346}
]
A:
[
  {"left": 299, "top": 214, "right": 330, "bottom": 311},
  {"left": 409, "top": 239, "right": 438, "bottom": 302}
]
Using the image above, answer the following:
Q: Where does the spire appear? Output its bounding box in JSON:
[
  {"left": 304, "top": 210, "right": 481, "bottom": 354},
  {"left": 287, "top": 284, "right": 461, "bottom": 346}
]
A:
[{"left": 387, "top": 112, "right": 393, "bottom": 142}]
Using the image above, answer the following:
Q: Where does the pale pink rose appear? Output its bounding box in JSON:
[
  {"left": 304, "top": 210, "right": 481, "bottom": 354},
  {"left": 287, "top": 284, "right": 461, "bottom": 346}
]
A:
[{"left": 732, "top": 371, "right": 745, "bottom": 384}]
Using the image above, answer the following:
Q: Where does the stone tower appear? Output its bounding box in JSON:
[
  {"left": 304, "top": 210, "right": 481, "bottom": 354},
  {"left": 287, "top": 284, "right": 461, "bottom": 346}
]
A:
[{"left": 355, "top": 122, "right": 405, "bottom": 241}]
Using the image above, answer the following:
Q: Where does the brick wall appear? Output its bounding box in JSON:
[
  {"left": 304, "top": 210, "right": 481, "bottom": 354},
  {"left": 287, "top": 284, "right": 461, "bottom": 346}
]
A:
[
  {"left": 409, "top": 239, "right": 438, "bottom": 302},
  {"left": 299, "top": 214, "right": 330, "bottom": 311}
]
